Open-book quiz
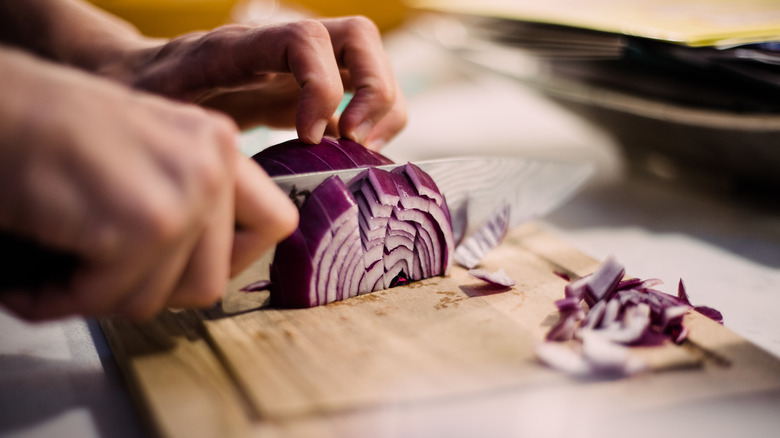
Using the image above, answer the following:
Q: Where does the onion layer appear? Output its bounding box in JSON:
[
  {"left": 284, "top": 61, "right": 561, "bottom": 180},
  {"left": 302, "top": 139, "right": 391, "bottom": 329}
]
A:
[{"left": 252, "top": 137, "right": 393, "bottom": 177}]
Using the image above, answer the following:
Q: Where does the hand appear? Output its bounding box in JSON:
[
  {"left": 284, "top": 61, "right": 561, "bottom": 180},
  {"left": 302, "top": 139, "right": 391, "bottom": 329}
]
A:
[
  {"left": 0, "top": 48, "right": 298, "bottom": 321},
  {"left": 105, "top": 16, "right": 406, "bottom": 150}
]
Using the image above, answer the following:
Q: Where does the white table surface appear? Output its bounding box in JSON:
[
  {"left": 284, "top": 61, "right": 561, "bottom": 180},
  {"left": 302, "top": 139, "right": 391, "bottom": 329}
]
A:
[{"left": 2, "top": 23, "right": 779, "bottom": 438}]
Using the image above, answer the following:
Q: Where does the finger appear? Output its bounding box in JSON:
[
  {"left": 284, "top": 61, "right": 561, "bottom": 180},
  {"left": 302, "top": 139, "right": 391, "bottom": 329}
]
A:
[
  {"left": 109, "top": 228, "right": 202, "bottom": 319},
  {"left": 230, "top": 155, "right": 298, "bottom": 276},
  {"left": 200, "top": 79, "right": 301, "bottom": 130},
  {"left": 163, "top": 170, "right": 235, "bottom": 310},
  {"left": 320, "top": 17, "right": 399, "bottom": 145},
  {"left": 162, "top": 117, "right": 241, "bottom": 310},
  {"left": 229, "top": 22, "right": 344, "bottom": 143},
  {"left": 361, "top": 79, "right": 407, "bottom": 150}
]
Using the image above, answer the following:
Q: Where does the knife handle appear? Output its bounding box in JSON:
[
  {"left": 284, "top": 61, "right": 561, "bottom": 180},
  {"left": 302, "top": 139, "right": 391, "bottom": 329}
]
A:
[{"left": 0, "top": 231, "right": 78, "bottom": 293}]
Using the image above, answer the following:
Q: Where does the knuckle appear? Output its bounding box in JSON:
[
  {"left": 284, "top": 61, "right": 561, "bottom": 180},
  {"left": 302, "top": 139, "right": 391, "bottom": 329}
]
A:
[
  {"left": 135, "top": 198, "right": 188, "bottom": 247},
  {"left": 341, "top": 15, "right": 381, "bottom": 38},
  {"left": 289, "top": 19, "right": 330, "bottom": 43},
  {"left": 371, "top": 80, "right": 396, "bottom": 108},
  {"left": 182, "top": 114, "right": 237, "bottom": 198},
  {"left": 190, "top": 153, "right": 226, "bottom": 200}
]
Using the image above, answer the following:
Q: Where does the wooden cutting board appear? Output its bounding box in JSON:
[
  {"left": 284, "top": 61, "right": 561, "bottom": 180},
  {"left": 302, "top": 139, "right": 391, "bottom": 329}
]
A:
[{"left": 100, "top": 223, "right": 780, "bottom": 438}]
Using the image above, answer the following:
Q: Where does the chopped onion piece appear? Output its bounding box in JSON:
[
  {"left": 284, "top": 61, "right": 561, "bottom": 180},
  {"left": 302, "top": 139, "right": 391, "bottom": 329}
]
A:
[
  {"left": 535, "top": 343, "right": 592, "bottom": 376},
  {"left": 565, "top": 274, "right": 590, "bottom": 300},
  {"left": 597, "top": 303, "right": 652, "bottom": 345},
  {"left": 584, "top": 256, "right": 625, "bottom": 306},
  {"left": 239, "top": 279, "right": 272, "bottom": 292},
  {"left": 467, "top": 268, "right": 515, "bottom": 287},
  {"left": 678, "top": 279, "right": 724, "bottom": 324},
  {"left": 546, "top": 310, "right": 584, "bottom": 342},
  {"left": 453, "top": 205, "right": 510, "bottom": 269},
  {"left": 581, "top": 331, "right": 648, "bottom": 375},
  {"left": 693, "top": 306, "right": 724, "bottom": 324}
]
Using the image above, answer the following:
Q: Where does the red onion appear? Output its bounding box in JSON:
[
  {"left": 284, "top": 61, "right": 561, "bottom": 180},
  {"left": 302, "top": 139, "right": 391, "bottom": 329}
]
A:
[
  {"left": 538, "top": 256, "right": 724, "bottom": 377},
  {"left": 250, "top": 138, "right": 453, "bottom": 308}
]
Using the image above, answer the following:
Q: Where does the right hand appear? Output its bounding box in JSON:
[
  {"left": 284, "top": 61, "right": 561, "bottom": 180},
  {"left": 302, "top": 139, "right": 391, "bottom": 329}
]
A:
[{"left": 0, "top": 47, "right": 298, "bottom": 321}]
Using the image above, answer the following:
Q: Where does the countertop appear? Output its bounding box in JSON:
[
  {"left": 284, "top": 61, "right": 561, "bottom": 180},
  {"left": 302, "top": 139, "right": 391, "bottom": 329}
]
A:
[{"left": 2, "top": 22, "right": 780, "bottom": 438}]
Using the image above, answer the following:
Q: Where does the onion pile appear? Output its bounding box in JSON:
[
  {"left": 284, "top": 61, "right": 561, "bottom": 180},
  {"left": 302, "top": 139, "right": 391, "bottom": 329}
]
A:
[
  {"left": 538, "top": 256, "right": 723, "bottom": 376},
  {"left": 251, "top": 138, "right": 454, "bottom": 308}
]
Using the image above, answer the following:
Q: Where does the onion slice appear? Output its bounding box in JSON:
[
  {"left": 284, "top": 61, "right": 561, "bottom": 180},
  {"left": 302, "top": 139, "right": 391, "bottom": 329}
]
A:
[
  {"left": 252, "top": 137, "right": 393, "bottom": 177},
  {"left": 467, "top": 268, "right": 515, "bottom": 287},
  {"left": 453, "top": 205, "right": 510, "bottom": 269}
]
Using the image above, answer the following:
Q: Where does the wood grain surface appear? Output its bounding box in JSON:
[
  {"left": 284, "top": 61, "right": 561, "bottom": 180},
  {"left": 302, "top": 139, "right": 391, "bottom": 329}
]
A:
[{"left": 100, "top": 223, "right": 780, "bottom": 438}]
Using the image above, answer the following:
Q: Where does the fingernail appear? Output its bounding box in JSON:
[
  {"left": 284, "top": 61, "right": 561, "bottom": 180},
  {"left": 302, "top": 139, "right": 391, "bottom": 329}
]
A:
[
  {"left": 349, "top": 121, "right": 374, "bottom": 145},
  {"left": 308, "top": 119, "right": 328, "bottom": 143}
]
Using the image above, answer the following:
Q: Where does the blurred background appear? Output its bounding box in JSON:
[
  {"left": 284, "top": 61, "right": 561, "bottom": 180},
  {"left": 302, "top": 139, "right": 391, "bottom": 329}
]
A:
[
  {"left": 85, "top": 0, "right": 780, "bottom": 196},
  {"left": 87, "top": 0, "right": 410, "bottom": 36}
]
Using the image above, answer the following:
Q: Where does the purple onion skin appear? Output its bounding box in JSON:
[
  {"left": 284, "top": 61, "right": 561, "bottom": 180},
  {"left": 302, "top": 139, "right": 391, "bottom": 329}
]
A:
[
  {"left": 253, "top": 137, "right": 393, "bottom": 177},
  {"left": 270, "top": 175, "right": 358, "bottom": 308},
  {"left": 269, "top": 229, "right": 314, "bottom": 308}
]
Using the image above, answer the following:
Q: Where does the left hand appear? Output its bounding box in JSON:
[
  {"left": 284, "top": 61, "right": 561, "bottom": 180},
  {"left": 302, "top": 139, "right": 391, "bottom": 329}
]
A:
[{"left": 104, "top": 16, "right": 406, "bottom": 151}]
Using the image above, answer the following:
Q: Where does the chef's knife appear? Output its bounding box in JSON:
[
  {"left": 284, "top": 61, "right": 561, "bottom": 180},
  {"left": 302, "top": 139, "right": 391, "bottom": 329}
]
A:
[
  {"left": 218, "top": 155, "right": 593, "bottom": 314},
  {"left": 0, "top": 156, "right": 592, "bottom": 299},
  {"left": 271, "top": 156, "right": 594, "bottom": 246}
]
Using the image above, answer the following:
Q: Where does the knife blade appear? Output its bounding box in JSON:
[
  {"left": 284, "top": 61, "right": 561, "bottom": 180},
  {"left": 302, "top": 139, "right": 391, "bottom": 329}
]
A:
[
  {"left": 271, "top": 156, "right": 594, "bottom": 245},
  {"left": 0, "top": 157, "right": 591, "bottom": 297}
]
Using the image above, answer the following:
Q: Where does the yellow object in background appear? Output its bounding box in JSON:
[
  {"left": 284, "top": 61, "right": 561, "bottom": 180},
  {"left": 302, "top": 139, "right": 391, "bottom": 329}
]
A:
[
  {"left": 287, "top": 0, "right": 409, "bottom": 32},
  {"left": 410, "top": 0, "right": 780, "bottom": 47},
  {"left": 88, "top": 0, "right": 241, "bottom": 37},
  {"left": 88, "top": 0, "right": 409, "bottom": 37}
]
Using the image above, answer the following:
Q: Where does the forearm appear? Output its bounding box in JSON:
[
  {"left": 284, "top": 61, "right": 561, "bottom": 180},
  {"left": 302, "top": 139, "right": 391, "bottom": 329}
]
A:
[{"left": 0, "top": 0, "right": 158, "bottom": 72}]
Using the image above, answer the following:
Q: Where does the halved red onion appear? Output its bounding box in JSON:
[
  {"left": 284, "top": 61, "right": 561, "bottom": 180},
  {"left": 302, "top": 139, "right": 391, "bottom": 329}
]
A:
[{"left": 254, "top": 141, "right": 453, "bottom": 308}]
